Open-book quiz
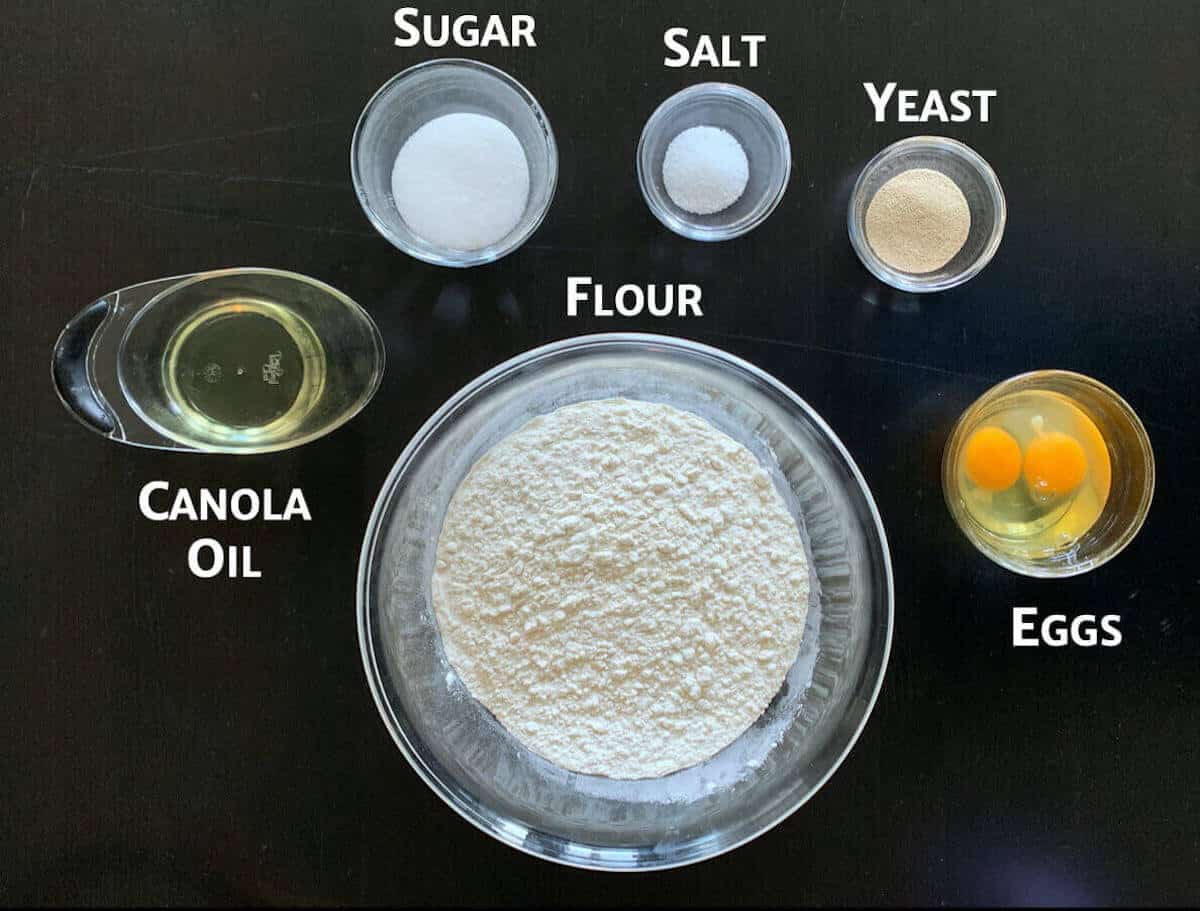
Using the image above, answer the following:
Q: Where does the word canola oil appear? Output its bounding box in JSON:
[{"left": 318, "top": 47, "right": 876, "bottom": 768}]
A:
[
  {"left": 162, "top": 297, "right": 326, "bottom": 445},
  {"left": 954, "top": 389, "right": 1111, "bottom": 558}
]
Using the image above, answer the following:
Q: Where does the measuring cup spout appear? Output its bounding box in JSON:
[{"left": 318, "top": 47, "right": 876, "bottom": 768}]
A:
[{"left": 51, "top": 297, "right": 117, "bottom": 435}]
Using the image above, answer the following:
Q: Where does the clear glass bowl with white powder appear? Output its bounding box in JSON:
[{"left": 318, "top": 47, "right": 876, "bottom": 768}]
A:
[
  {"left": 351, "top": 59, "right": 557, "bottom": 267},
  {"left": 358, "top": 334, "right": 893, "bottom": 870},
  {"left": 848, "top": 136, "right": 1006, "bottom": 293},
  {"left": 637, "top": 83, "right": 791, "bottom": 241}
]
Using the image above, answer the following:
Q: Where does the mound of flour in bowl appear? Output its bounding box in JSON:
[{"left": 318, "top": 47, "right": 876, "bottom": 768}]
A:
[{"left": 432, "top": 398, "right": 810, "bottom": 779}]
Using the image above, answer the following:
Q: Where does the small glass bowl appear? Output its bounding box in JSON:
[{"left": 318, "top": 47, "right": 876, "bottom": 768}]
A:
[
  {"left": 848, "top": 136, "right": 1006, "bottom": 293},
  {"left": 351, "top": 59, "right": 557, "bottom": 268},
  {"left": 637, "top": 83, "right": 791, "bottom": 241},
  {"left": 943, "top": 370, "right": 1155, "bottom": 578}
]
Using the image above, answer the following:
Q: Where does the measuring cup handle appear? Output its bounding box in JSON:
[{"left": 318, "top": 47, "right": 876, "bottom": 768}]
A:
[{"left": 51, "top": 297, "right": 116, "bottom": 435}]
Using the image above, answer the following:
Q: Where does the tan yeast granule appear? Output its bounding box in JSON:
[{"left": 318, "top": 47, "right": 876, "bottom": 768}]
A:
[{"left": 865, "top": 168, "right": 971, "bottom": 273}]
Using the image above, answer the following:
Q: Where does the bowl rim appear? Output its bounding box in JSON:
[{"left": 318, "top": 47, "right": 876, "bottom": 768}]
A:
[
  {"left": 350, "top": 57, "right": 559, "bottom": 268},
  {"left": 847, "top": 134, "right": 1007, "bottom": 293},
  {"left": 636, "top": 82, "right": 792, "bottom": 242},
  {"left": 357, "top": 332, "right": 894, "bottom": 870}
]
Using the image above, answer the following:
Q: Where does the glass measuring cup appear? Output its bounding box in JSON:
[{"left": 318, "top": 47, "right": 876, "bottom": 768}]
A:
[{"left": 52, "top": 268, "right": 385, "bottom": 454}]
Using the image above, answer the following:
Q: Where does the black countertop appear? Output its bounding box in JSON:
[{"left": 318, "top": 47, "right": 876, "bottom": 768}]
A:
[{"left": 3, "top": 1, "right": 1198, "bottom": 905}]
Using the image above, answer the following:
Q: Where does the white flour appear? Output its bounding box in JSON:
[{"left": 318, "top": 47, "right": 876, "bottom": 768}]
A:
[{"left": 432, "top": 398, "right": 810, "bottom": 779}]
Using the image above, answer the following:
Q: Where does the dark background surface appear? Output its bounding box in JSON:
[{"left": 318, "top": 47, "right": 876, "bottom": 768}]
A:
[{"left": 3, "top": 0, "right": 1198, "bottom": 906}]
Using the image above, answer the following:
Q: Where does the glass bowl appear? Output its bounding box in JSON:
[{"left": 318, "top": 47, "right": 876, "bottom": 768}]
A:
[
  {"left": 848, "top": 136, "right": 1006, "bottom": 292},
  {"left": 351, "top": 59, "right": 557, "bottom": 267},
  {"left": 637, "top": 84, "right": 791, "bottom": 241},
  {"left": 943, "top": 370, "right": 1155, "bottom": 577},
  {"left": 358, "top": 334, "right": 893, "bottom": 870}
]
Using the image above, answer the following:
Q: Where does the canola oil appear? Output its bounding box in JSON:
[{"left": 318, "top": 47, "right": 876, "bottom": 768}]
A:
[
  {"left": 162, "top": 297, "right": 326, "bottom": 443},
  {"left": 955, "top": 389, "right": 1111, "bottom": 557}
]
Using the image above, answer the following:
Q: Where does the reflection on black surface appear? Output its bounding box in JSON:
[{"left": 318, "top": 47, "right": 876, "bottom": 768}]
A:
[
  {"left": 948, "top": 829, "right": 1105, "bottom": 906},
  {"left": 370, "top": 271, "right": 530, "bottom": 381},
  {"left": 859, "top": 282, "right": 924, "bottom": 315},
  {"left": 432, "top": 281, "right": 472, "bottom": 330}
]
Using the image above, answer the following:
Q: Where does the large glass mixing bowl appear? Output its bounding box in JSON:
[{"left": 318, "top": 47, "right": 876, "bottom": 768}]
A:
[{"left": 358, "top": 334, "right": 893, "bottom": 870}]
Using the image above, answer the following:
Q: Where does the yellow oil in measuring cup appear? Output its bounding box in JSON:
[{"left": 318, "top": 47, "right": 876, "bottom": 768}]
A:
[{"left": 162, "top": 297, "right": 327, "bottom": 444}]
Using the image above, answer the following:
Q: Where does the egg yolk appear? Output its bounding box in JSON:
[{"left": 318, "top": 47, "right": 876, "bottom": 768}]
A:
[
  {"left": 963, "top": 426, "right": 1022, "bottom": 491},
  {"left": 1023, "top": 431, "right": 1088, "bottom": 496}
]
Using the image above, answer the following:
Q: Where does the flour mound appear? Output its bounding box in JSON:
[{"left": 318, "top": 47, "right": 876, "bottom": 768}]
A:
[{"left": 431, "top": 398, "right": 810, "bottom": 779}]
